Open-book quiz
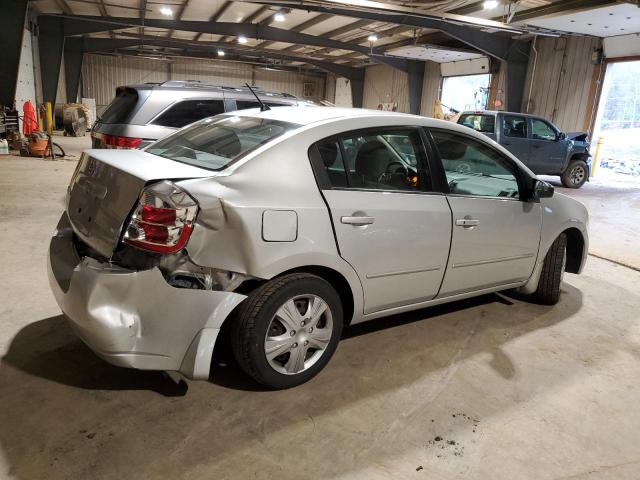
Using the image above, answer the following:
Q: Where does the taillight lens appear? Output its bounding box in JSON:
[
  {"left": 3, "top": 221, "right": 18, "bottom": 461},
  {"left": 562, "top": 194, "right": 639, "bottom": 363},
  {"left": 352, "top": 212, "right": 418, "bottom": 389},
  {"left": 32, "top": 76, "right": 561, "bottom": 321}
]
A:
[
  {"left": 102, "top": 134, "right": 142, "bottom": 149},
  {"left": 123, "top": 181, "right": 198, "bottom": 254}
]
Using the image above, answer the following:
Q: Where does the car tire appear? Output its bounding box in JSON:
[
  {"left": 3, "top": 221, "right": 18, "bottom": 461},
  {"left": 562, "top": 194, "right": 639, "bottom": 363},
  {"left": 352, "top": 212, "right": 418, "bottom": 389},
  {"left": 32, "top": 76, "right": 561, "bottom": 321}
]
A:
[
  {"left": 231, "top": 273, "right": 343, "bottom": 389},
  {"left": 530, "top": 233, "right": 567, "bottom": 305},
  {"left": 561, "top": 159, "right": 588, "bottom": 188}
]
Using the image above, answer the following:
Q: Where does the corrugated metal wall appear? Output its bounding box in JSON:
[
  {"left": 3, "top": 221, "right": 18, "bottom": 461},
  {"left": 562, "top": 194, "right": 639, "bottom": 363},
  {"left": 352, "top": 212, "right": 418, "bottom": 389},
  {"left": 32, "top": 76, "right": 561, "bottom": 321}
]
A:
[
  {"left": 420, "top": 61, "right": 441, "bottom": 117},
  {"left": 82, "top": 54, "right": 325, "bottom": 110},
  {"left": 363, "top": 64, "right": 409, "bottom": 112},
  {"left": 334, "top": 77, "right": 352, "bottom": 107},
  {"left": 522, "top": 36, "right": 602, "bottom": 132}
]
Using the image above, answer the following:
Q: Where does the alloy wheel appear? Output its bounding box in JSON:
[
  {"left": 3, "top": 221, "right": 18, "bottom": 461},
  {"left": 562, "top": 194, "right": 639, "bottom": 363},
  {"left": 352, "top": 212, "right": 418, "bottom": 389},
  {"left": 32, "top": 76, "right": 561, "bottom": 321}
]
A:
[{"left": 569, "top": 165, "right": 585, "bottom": 186}]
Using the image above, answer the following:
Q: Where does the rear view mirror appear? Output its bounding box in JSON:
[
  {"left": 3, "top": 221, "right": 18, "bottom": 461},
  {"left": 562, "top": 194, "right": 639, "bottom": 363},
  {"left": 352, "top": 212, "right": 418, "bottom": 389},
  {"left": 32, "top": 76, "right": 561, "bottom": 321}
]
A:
[{"left": 534, "top": 180, "right": 554, "bottom": 200}]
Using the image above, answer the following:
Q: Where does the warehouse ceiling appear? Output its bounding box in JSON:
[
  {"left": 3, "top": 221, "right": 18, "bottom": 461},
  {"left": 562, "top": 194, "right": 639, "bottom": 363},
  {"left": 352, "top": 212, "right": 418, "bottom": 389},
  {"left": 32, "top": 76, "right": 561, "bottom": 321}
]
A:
[{"left": 29, "top": 0, "right": 640, "bottom": 73}]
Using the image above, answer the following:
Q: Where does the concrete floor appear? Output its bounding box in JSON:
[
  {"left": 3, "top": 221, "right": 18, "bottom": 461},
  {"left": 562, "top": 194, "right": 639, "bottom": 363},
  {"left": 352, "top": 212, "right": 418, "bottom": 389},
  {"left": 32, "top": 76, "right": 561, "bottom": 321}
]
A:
[{"left": 1, "top": 138, "right": 640, "bottom": 479}]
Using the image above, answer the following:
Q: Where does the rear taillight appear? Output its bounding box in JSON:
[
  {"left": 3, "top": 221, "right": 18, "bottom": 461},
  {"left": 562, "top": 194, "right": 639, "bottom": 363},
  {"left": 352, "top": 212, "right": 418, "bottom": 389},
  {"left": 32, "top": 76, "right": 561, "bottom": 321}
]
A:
[
  {"left": 102, "top": 134, "right": 142, "bottom": 149},
  {"left": 123, "top": 181, "right": 198, "bottom": 254}
]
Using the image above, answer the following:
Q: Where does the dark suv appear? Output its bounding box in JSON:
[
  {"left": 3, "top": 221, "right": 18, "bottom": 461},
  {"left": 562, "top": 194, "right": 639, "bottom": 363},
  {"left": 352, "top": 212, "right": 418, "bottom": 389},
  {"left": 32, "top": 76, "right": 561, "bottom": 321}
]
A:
[
  {"left": 457, "top": 110, "right": 591, "bottom": 188},
  {"left": 91, "top": 81, "right": 311, "bottom": 149}
]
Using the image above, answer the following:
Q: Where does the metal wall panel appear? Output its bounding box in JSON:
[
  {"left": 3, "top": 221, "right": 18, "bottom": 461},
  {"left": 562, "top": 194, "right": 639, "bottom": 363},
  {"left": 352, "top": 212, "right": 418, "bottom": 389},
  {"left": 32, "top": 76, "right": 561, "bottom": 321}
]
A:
[
  {"left": 82, "top": 54, "right": 169, "bottom": 109},
  {"left": 420, "top": 61, "right": 441, "bottom": 117},
  {"left": 82, "top": 54, "right": 325, "bottom": 110},
  {"left": 363, "top": 64, "right": 409, "bottom": 113},
  {"left": 522, "top": 36, "right": 602, "bottom": 132},
  {"left": 334, "top": 77, "right": 352, "bottom": 107}
]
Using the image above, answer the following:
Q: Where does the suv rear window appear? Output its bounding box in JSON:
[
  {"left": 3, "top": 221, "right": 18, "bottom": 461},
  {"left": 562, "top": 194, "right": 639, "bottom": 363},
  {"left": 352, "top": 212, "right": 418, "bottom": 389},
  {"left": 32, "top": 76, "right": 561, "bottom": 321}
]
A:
[
  {"left": 146, "top": 115, "right": 300, "bottom": 171},
  {"left": 458, "top": 114, "right": 496, "bottom": 134},
  {"left": 152, "top": 99, "right": 225, "bottom": 128},
  {"left": 100, "top": 87, "right": 142, "bottom": 124}
]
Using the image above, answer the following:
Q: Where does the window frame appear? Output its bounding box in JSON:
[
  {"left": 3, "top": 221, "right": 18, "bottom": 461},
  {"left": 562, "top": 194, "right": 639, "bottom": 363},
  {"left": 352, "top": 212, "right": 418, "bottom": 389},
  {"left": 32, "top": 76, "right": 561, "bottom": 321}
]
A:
[
  {"left": 502, "top": 114, "right": 528, "bottom": 139},
  {"left": 148, "top": 97, "right": 226, "bottom": 129},
  {"left": 529, "top": 117, "right": 559, "bottom": 142},
  {"left": 424, "top": 127, "right": 533, "bottom": 202},
  {"left": 308, "top": 125, "right": 446, "bottom": 195}
]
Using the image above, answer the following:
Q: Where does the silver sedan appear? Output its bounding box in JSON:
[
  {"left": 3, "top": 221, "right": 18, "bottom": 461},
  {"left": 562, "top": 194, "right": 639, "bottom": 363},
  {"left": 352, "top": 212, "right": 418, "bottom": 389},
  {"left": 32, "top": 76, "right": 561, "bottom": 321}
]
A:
[{"left": 48, "top": 106, "right": 589, "bottom": 389}]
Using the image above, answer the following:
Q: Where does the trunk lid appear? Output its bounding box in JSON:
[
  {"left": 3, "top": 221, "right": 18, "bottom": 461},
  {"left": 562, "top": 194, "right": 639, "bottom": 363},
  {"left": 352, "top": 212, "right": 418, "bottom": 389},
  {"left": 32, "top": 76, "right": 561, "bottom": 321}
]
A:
[{"left": 67, "top": 149, "right": 214, "bottom": 257}]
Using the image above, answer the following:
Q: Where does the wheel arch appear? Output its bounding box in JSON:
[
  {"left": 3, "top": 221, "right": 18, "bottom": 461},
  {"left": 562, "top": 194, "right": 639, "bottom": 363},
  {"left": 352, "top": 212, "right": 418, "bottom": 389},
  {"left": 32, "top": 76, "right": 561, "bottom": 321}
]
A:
[{"left": 563, "top": 227, "right": 586, "bottom": 274}]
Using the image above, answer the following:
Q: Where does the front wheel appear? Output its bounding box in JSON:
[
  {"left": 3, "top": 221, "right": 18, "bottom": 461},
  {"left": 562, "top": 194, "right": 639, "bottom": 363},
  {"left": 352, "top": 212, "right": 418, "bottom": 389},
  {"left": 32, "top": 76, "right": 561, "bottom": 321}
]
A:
[
  {"left": 530, "top": 233, "right": 567, "bottom": 305},
  {"left": 231, "top": 273, "right": 343, "bottom": 389},
  {"left": 561, "top": 160, "right": 588, "bottom": 188}
]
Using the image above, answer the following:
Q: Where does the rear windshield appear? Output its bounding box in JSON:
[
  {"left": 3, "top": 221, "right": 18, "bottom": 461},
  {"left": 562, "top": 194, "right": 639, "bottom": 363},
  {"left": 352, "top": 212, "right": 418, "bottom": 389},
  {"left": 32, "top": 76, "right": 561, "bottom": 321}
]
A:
[
  {"left": 146, "top": 115, "right": 300, "bottom": 171},
  {"left": 100, "top": 87, "right": 143, "bottom": 124},
  {"left": 458, "top": 114, "right": 496, "bottom": 134}
]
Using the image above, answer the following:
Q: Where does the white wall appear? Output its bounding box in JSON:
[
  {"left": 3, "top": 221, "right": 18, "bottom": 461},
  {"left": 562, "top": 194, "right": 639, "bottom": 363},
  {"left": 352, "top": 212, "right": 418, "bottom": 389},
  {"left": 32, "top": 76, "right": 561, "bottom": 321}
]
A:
[
  {"left": 15, "top": 27, "right": 37, "bottom": 125},
  {"left": 362, "top": 64, "right": 409, "bottom": 112},
  {"left": 334, "top": 77, "right": 353, "bottom": 107}
]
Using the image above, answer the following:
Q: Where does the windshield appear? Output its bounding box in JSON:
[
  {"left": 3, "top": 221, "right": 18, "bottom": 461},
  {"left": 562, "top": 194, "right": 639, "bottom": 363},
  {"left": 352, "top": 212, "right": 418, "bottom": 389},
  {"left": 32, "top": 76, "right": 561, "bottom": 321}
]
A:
[
  {"left": 147, "top": 115, "right": 300, "bottom": 170},
  {"left": 459, "top": 114, "right": 496, "bottom": 134}
]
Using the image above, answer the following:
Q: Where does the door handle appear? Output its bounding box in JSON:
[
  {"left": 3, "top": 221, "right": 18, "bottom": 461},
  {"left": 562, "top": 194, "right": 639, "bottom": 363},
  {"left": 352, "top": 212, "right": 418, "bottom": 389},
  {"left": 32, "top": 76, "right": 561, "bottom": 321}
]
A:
[
  {"left": 503, "top": 141, "right": 512, "bottom": 146},
  {"left": 341, "top": 216, "right": 375, "bottom": 226},
  {"left": 455, "top": 218, "right": 480, "bottom": 227},
  {"left": 532, "top": 145, "right": 541, "bottom": 149}
]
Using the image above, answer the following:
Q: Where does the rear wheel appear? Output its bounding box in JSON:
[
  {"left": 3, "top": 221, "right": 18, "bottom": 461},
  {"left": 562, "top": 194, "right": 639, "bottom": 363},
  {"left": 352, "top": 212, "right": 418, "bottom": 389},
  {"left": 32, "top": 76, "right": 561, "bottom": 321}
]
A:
[
  {"left": 530, "top": 233, "right": 567, "bottom": 305},
  {"left": 231, "top": 273, "right": 343, "bottom": 389},
  {"left": 561, "top": 159, "right": 588, "bottom": 188}
]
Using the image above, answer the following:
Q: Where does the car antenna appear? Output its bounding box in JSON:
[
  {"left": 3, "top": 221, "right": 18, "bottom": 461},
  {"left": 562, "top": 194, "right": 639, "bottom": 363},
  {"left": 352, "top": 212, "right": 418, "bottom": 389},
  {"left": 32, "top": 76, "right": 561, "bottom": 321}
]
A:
[{"left": 245, "top": 83, "right": 270, "bottom": 112}]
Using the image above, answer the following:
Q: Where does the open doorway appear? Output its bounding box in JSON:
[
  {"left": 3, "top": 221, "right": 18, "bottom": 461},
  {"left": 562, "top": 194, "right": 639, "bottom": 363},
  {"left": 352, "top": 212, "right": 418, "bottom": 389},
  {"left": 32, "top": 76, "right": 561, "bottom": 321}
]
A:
[
  {"left": 591, "top": 59, "right": 640, "bottom": 179},
  {"left": 440, "top": 74, "right": 491, "bottom": 115}
]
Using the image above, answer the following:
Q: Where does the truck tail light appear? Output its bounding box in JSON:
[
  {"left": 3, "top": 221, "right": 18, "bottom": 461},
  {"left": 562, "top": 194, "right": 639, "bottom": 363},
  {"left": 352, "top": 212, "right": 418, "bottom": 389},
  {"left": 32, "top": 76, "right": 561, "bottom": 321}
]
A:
[
  {"left": 123, "top": 181, "right": 198, "bottom": 254},
  {"left": 102, "top": 134, "right": 142, "bottom": 149}
]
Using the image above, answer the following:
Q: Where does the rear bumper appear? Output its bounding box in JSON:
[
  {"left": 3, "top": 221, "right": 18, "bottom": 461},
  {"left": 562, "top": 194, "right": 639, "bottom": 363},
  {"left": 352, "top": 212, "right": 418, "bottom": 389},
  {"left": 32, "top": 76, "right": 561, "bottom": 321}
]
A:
[{"left": 47, "top": 213, "right": 246, "bottom": 379}]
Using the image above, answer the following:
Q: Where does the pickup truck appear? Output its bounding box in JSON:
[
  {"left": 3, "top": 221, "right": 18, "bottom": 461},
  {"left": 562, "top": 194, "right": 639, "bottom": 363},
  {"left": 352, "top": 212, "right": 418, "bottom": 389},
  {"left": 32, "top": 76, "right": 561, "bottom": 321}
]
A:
[{"left": 457, "top": 111, "right": 591, "bottom": 188}]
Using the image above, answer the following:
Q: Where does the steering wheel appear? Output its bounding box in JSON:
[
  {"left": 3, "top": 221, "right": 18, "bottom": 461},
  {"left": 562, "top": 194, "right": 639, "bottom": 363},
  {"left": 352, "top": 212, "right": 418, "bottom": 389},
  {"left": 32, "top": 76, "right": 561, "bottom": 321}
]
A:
[
  {"left": 378, "top": 161, "right": 408, "bottom": 183},
  {"left": 456, "top": 163, "right": 472, "bottom": 174}
]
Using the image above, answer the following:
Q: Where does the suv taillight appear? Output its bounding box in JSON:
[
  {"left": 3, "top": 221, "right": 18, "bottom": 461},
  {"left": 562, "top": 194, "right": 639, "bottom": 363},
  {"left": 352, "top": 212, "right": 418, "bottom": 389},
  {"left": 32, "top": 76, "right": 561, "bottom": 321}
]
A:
[
  {"left": 123, "top": 181, "right": 198, "bottom": 254},
  {"left": 102, "top": 134, "right": 142, "bottom": 149}
]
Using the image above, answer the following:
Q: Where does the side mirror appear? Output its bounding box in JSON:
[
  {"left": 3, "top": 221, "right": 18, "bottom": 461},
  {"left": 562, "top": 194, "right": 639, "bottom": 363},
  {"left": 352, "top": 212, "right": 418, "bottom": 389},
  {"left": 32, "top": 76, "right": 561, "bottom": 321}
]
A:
[
  {"left": 533, "top": 179, "right": 554, "bottom": 200},
  {"left": 558, "top": 132, "right": 567, "bottom": 141}
]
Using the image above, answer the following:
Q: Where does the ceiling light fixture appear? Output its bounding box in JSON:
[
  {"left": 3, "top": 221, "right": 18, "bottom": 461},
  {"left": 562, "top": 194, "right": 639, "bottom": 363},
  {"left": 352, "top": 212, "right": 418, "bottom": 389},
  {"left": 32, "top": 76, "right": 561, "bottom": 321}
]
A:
[
  {"left": 274, "top": 12, "right": 286, "bottom": 22},
  {"left": 217, "top": 49, "right": 225, "bottom": 56},
  {"left": 483, "top": 0, "right": 498, "bottom": 9},
  {"left": 368, "top": 34, "right": 378, "bottom": 42},
  {"left": 159, "top": 6, "right": 173, "bottom": 16},
  {"left": 238, "top": 35, "right": 248, "bottom": 44}
]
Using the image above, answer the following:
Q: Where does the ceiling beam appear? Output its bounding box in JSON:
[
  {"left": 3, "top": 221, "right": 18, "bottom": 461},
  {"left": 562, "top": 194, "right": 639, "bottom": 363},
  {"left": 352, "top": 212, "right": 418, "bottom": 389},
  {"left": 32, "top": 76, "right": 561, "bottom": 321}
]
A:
[
  {"left": 220, "top": 5, "right": 269, "bottom": 43},
  {"left": 282, "top": 18, "right": 372, "bottom": 52},
  {"left": 244, "top": 2, "right": 528, "bottom": 62},
  {"left": 47, "top": 14, "right": 393, "bottom": 56},
  {"left": 193, "top": 0, "right": 232, "bottom": 41},
  {"left": 257, "top": 13, "right": 332, "bottom": 48},
  {"left": 81, "top": 36, "right": 364, "bottom": 79}
]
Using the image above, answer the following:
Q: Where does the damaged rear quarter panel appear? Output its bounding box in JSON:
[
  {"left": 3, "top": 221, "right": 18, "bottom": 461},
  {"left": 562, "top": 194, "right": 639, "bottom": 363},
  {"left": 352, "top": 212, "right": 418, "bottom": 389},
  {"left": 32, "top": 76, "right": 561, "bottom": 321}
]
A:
[{"left": 177, "top": 132, "right": 364, "bottom": 312}]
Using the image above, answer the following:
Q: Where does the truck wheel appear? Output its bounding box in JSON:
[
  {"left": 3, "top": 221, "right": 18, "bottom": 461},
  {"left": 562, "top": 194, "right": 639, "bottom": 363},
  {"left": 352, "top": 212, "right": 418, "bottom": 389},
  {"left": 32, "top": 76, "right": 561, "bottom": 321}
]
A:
[
  {"left": 231, "top": 273, "right": 343, "bottom": 389},
  {"left": 561, "top": 160, "right": 588, "bottom": 188},
  {"left": 530, "top": 233, "right": 567, "bottom": 305}
]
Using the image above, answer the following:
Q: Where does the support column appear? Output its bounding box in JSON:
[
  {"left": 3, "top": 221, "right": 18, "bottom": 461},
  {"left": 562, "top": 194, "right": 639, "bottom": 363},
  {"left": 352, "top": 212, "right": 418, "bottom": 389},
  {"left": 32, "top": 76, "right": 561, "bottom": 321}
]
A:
[
  {"left": 64, "top": 37, "right": 84, "bottom": 104},
  {"left": 38, "top": 16, "right": 65, "bottom": 105},
  {"left": 407, "top": 60, "right": 425, "bottom": 115},
  {"left": 0, "top": 0, "right": 28, "bottom": 106},
  {"left": 504, "top": 41, "right": 531, "bottom": 113}
]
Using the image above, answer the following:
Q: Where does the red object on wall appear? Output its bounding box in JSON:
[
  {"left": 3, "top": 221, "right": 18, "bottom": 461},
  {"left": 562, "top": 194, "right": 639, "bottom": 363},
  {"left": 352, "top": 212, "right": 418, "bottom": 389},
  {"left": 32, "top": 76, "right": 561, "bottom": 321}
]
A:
[{"left": 22, "top": 101, "right": 38, "bottom": 136}]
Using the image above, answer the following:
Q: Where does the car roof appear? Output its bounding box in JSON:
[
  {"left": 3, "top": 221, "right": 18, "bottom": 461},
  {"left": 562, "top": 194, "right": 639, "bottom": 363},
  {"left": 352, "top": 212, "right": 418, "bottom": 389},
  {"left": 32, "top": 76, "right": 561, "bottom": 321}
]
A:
[{"left": 230, "top": 105, "right": 450, "bottom": 127}]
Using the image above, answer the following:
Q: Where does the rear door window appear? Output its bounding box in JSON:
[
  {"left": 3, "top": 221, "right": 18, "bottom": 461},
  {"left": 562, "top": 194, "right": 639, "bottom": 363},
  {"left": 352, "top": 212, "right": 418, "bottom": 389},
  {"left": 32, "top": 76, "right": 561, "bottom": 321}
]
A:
[
  {"left": 151, "top": 99, "right": 225, "bottom": 128},
  {"left": 236, "top": 100, "right": 260, "bottom": 110},
  {"left": 503, "top": 115, "right": 527, "bottom": 138},
  {"left": 100, "top": 88, "right": 142, "bottom": 124},
  {"left": 458, "top": 114, "right": 496, "bottom": 134}
]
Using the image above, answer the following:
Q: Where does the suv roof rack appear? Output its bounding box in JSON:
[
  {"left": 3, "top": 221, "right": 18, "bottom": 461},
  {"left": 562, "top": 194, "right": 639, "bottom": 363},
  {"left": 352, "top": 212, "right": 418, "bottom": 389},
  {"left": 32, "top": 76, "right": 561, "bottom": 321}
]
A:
[{"left": 157, "top": 80, "right": 296, "bottom": 98}]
